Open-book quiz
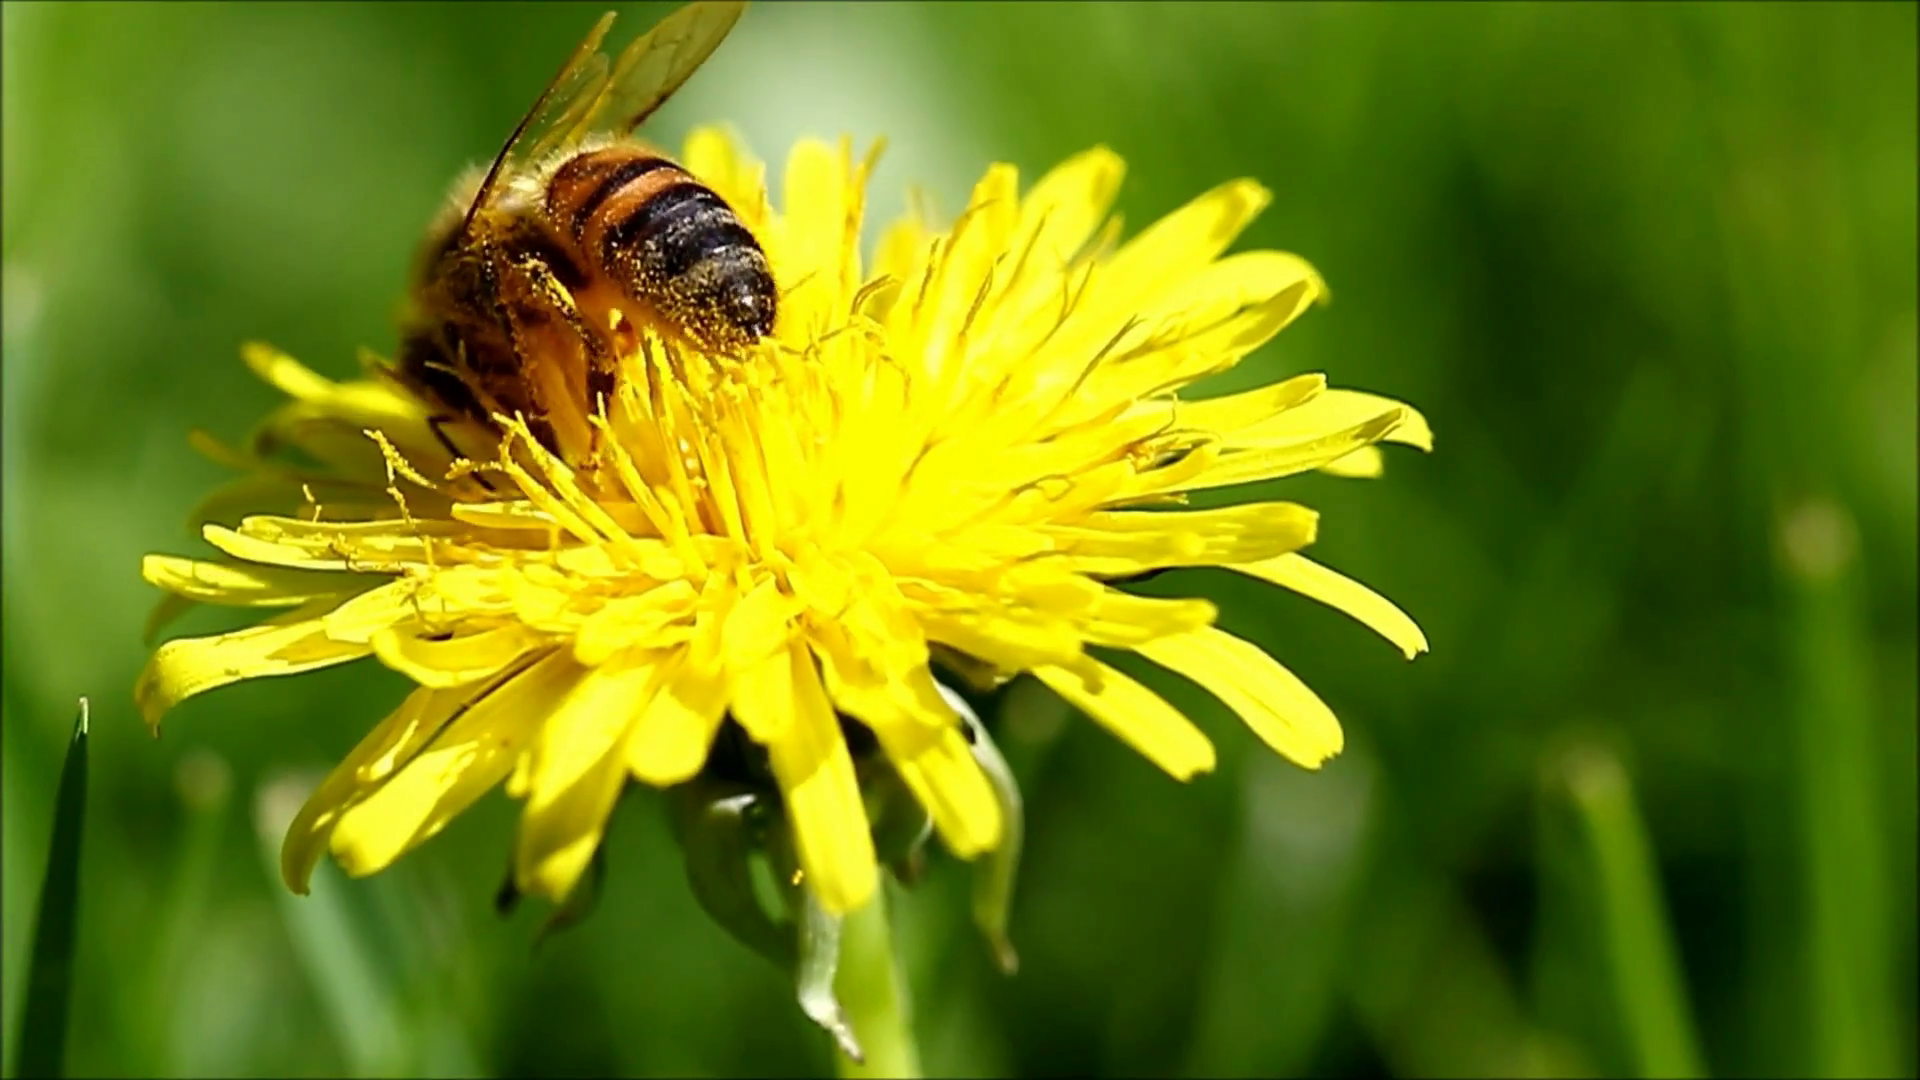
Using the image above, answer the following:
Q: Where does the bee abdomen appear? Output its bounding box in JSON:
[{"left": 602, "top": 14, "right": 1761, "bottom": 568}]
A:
[
  {"left": 548, "top": 144, "right": 777, "bottom": 346},
  {"left": 598, "top": 176, "right": 777, "bottom": 344},
  {"left": 604, "top": 182, "right": 758, "bottom": 276},
  {"left": 545, "top": 147, "right": 685, "bottom": 245}
]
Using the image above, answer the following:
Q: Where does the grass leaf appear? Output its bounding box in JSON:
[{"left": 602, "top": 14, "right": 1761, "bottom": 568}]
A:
[
  {"left": 14, "top": 698, "right": 90, "bottom": 1080},
  {"left": 252, "top": 772, "right": 407, "bottom": 1078},
  {"left": 1561, "top": 743, "right": 1708, "bottom": 1079}
]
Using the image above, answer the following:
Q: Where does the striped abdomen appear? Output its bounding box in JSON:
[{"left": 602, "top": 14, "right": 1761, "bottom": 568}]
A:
[{"left": 544, "top": 143, "right": 775, "bottom": 349}]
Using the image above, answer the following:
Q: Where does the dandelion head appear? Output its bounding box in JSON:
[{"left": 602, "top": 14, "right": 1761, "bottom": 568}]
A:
[{"left": 137, "top": 128, "right": 1430, "bottom": 935}]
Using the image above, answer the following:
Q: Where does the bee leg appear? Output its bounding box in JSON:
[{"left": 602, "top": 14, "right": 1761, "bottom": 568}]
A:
[
  {"left": 426, "top": 414, "right": 499, "bottom": 494},
  {"left": 473, "top": 253, "right": 571, "bottom": 455},
  {"left": 503, "top": 253, "right": 615, "bottom": 375},
  {"left": 497, "top": 253, "right": 619, "bottom": 447}
]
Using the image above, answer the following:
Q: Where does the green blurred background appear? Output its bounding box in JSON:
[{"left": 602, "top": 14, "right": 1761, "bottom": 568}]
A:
[{"left": 3, "top": 1, "right": 1914, "bottom": 1076}]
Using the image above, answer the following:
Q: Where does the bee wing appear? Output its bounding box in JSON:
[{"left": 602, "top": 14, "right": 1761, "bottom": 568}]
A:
[
  {"left": 458, "top": 3, "right": 744, "bottom": 236},
  {"left": 536, "top": 0, "right": 745, "bottom": 152},
  {"left": 459, "top": 12, "right": 617, "bottom": 235}
]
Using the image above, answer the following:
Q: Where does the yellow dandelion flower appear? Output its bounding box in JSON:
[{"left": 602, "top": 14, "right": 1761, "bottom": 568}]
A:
[{"left": 136, "top": 127, "right": 1430, "bottom": 920}]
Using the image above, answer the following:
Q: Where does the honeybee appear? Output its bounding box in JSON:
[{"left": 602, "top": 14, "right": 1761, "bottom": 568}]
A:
[{"left": 397, "top": 1, "right": 771, "bottom": 462}]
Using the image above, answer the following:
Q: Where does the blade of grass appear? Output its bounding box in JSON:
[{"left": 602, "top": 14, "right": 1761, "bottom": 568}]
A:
[
  {"left": 252, "top": 771, "right": 407, "bottom": 1078},
  {"left": 1184, "top": 752, "right": 1376, "bottom": 1077},
  {"left": 1560, "top": 742, "right": 1707, "bottom": 1079},
  {"left": 14, "top": 698, "right": 89, "bottom": 1080},
  {"left": 142, "top": 750, "right": 232, "bottom": 1074},
  {"left": 1778, "top": 496, "right": 1900, "bottom": 1078},
  {"left": 1346, "top": 866, "right": 1581, "bottom": 1077}
]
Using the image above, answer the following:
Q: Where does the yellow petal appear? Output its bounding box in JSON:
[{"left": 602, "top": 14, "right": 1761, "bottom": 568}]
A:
[
  {"left": 1167, "top": 407, "right": 1408, "bottom": 493},
  {"left": 1137, "top": 627, "right": 1344, "bottom": 768},
  {"left": 327, "top": 650, "right": 578, "bottom": 877},
  {"left": 514, "top": 742, "right": 628, "bottom": 902},
  {"left": 201, "top": 518, "right": 430, "bottom": 572},
  {"left": 371, "top": 622, "right": 548, "bottom": 688},
  {"left": 187, "top": 474, "right": 391, "bottom": 537},
  {"left": 863, "top": 216, "right": 928, "bottom": 318},
  {"left": 142, "top": 554, "right": 381, "bottom": 608},
  {"left": 627, "top": 617, "right": 731, "bottom": 786},
  {"left": 136, "top": 601, "right": 372, "bottom": 731},
  {"left": 1318, "top": 446, "right": 1385, "bottom": 478},
  {"left": 280, "top": 683, "right": 476, "bottom": 892},
  {"left": 799, "top": 549, "right": 933, "bottom": 685},
  {"left": 1093, "top": 178, "right": 1272, "bottom": 317},
  {"left": 525, "top": 650, "right": 659, "bottom": 805},
  {"left": 515, "top": 651, "right": 661, "bottom": 900},
  {"left": 988, "top": 145, "right": 1126, "bottom": 315},
  {"left": 720, "top": 579, "right": 799, "bottom": 738},
  {"left": 737, "top": 642, "right": 876, "bottom": 915},
  {"left": 681, "top": 125, "right": 770, "bottom": 233},
  {"left": 194, "top": 524, "right": 335, "bottom": 570},
  {"left": 1074, "top": 252, "right": 1324, "bottom": 411},
  {"left": 238, "top": 343, "right": 446, "bottom": 481},
  {"left": 896, "top": 161, "right": 1021, "bottom": 388},
  {"left": 916, "top": 602, "right": 1086, "bottom": 675},
  {"left": 773, "top": 137, "right": 865, "bottom": 337},
  {"left": 240, "top": 341, "right": 342, "bottom": 404},
  {"left": 818, "top": 650, "right": 1002, "bottom": 858},
  {"left": 319, "top": 580, "right": 423, "bottom": 644},
  {"left": 1231, "top": 553, "right": 1429, "bottom": 660},
  {"left": 880, "top": 719, "right": 1002, "bottom": 858},
  {"left": 252, "top": 410, "right": 393, "bottom": 481},
  {"left": 1020, "top": 146, "right": 1125, "bottom": 266},
  {"left": 1142, "top": 250, "right": 1324, "bottom": 334},
  {"left": 1159, "top": 373, "right": 1326, "bottom": 436},
  {"left": 572, "top": 580, "right": 698, "bottom": 665},
  {"left": 1075, "top": 589, "right": 1218, "bottom": 648},
  {"left": 1046, "top": 502, "right": 1320, "bottom": 576},
  {"left": 1239, "top": 387, "right": 1434, "bottom": 452},
  {"left": 504, "top": 748, "right": 535, "bottom": 800},
  {"left": 143, "top": 593, "right": 200, "bottom": 645},
  {"left": 1034, "top": 660, "right": 1217, "bottom": 780}
]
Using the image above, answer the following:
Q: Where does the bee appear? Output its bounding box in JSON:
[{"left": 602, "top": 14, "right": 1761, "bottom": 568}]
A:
[{"left": 397, "top": 1, "right": 772, "bottom": 463}]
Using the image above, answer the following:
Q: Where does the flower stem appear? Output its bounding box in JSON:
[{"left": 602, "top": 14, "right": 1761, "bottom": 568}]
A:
[{"left": 832, "top": 884, "right": 921, "bottom": 1079}]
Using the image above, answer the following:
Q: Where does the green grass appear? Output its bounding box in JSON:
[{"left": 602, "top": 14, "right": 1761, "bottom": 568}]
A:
[
  {"left": 1558, "top": 742, "right": 1706, "bottom": 1079},
  {"left": 11, "top": 700, "right": 89, "bottom": 1079},
  {"left": 2, "top": 2, "right": 1914, "bottom": 1077}
]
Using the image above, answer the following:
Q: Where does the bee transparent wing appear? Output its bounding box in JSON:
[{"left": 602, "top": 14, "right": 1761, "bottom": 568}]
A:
[
  {"left": 460, "top": 12, "right": 618, "bottom": 235},
  {"left": 540, "top": 0, "right": 745, "bottom": 151}
]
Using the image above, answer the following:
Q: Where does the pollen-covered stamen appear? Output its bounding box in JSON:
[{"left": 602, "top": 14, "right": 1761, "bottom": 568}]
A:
[
  {"left": 711, "top": 379, "right": 784, "bottom": 563},
  {"left": 639, "top": 341, "right": 725, "bottom": 537},
  {"left": 593, "top": 411, "right": 707, "bottom": 577},
  {"left": 491, "top": 420, "right": 645, "bottom": 565}
]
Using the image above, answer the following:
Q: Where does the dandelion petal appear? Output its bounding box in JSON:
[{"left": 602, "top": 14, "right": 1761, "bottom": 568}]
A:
[
  {"left": 328, "top": 651, "right": 579, "bottom": 878},
  {"left": 1138, "top": 627, "right": 1344, "bottom": 768},
  {"left": 1233, "top": 553, "right": 1429, "bottom": 661},
  {"left": 514, "top": 651, "right": 661, "bottom": 900},
  {"left": 739, "top": 643, "right": 877, "bottom": 915},
  {"left": 1035, "top": 660, "right": 1217, "bottom": 780}
]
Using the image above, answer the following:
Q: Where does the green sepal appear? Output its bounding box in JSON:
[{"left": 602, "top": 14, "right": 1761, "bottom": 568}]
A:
[
  {"left": 860, "top": 759, "right": 934, "bottom": 886},
  {"left": 794, "top": 885, "right": 864, "bottom": 1063},
  {"left": 939, "top": 683, "right": 1023, "bottom": 975},
  {"left": 670, "top": 777, "right": 795, "bottom": 969}
]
